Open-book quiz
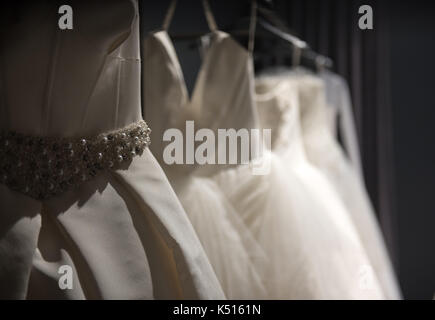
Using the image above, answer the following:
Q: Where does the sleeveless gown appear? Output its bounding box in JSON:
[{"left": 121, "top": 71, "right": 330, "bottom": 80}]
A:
[
  {"left": 0, "top": 0, "right": 224, "bottom": 299},
  {"left": 256, "top": 68, "right": 401, "bottom": 299},
  {"left": 213, "top": 76, "right": 386, "bottom": 299},
  {"left": 143, "top": 17, "right": 269, "bottom": 298},
  {"left": 287, "top": 72, "right": 401, "bottom": 299}
]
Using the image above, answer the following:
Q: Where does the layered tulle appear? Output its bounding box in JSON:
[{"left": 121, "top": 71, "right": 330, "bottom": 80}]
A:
[
  {"left": 264, "top": 72, "right": 401, "bottom": 299},
  {"left": 213, "top": 148, "right": 384, "bottom": 299},
  {"left": 170, "top": 175, "right": 268, "bottom": 299}
]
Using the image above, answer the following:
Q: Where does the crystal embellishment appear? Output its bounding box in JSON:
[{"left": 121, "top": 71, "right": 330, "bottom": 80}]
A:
[{"left": 0, "top": 120, "right": 151, "bottom": 200}]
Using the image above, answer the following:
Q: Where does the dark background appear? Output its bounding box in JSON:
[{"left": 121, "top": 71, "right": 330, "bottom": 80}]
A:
[
  {"left": 389, "top": 1, "right": 435, "bottom": 300},
  {"left": 140, "top": 0, "right": 435, "bottom": 299}
]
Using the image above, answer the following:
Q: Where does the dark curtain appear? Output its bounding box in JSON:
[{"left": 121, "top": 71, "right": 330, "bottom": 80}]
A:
[{"left": 271, "top": 0, "right": 399, "bottom": 269}]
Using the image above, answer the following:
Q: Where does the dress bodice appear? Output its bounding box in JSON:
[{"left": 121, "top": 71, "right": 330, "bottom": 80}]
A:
[
  {"left": 0, "top": 0, "right": 142, "bottom": 137},
  {"left": 255, "top": 78, "right": 307, "bottom": 164},
  {"left": 143, "top": 29, "right": 260, "bottom": 175}
]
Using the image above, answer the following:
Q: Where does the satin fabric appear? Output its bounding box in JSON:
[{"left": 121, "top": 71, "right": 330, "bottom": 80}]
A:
[{"left": 0, "top": 0, "right": 224, "bottom": 299}]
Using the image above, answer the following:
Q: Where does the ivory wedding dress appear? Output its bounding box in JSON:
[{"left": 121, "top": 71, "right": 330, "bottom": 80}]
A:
[
  {"left": 142, "top": 0, "right": 267, "bottom": 299},
  {"left": 256, "top": 70, "right": 400, "bottom": 299},
  {"left": 0, "top": 0, "right": 224, "bottom": 299},
  {"left": 290, "top": 72, "right": 401, "bottom": 299}
]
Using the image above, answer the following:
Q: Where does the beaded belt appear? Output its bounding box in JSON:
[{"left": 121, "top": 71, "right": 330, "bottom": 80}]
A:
[{"left": 0, "top": 120, "right": 151, "bottom": 200}]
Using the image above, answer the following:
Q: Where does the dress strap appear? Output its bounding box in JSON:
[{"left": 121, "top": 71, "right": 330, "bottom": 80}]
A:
[
  {"left": 248, "top": 0, "right": 257, "bottom": 54},
  {"left": 162, "top": 0, "right": 178, "bottom": 30},
  {"left": 201, "top": 0, "right": 218, "bottom": 32},
  {"left": 162, "top": 0, "right": 218, "bottom": 32}
]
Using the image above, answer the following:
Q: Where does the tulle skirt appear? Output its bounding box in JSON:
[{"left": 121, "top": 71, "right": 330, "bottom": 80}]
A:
[
  {"left": 303, "top": 132, "right": 401, "bottom": 299},
  {"left": 213, "top": 149, "right": 385, "bottom": 299},
  {"left": 170, "top": 175, "right": 268, "bottom": 299}
]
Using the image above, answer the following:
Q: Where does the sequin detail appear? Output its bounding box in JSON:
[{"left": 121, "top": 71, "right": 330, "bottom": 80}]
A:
[{"left": 0, "top": 120, "right": 151, "bottom": 200}]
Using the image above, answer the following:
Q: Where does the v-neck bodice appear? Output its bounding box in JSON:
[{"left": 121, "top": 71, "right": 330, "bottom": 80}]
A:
[{"left": 143, "top": 28, "right": 259, "bottom": 168}]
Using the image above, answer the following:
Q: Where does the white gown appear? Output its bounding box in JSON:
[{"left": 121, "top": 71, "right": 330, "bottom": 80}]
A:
[
  {"left": 257, "top": 69, "right": 400, "bottom": 299},
  {"left": 142, "top": 1, "right": 268, "bottom": 299},
  {"left": 0, "top": 0, "right": 224, "bottom": 299},
  {"left": 291, "top": 72, "right": 401, "bottom": 299},
  {"left": 213, "top": 77, "right": 384, "bottom": 299}
]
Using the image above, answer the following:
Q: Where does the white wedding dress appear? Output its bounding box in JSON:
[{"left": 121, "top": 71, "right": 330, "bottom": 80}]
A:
[
  {"left": 0, "top": 0, "right": 224, "bottom": 299},
  {"left": 256, "top": 69, "right": 400, "bottom": 299},
  {"left": 142, "top": 0, "right": 268, "bottom": 299},
  {"left": 292, "top": 71, "right": 401, "bottom": 299},
  {"left": 212, "top": 75, "right": 385, "bottom": 299}
]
